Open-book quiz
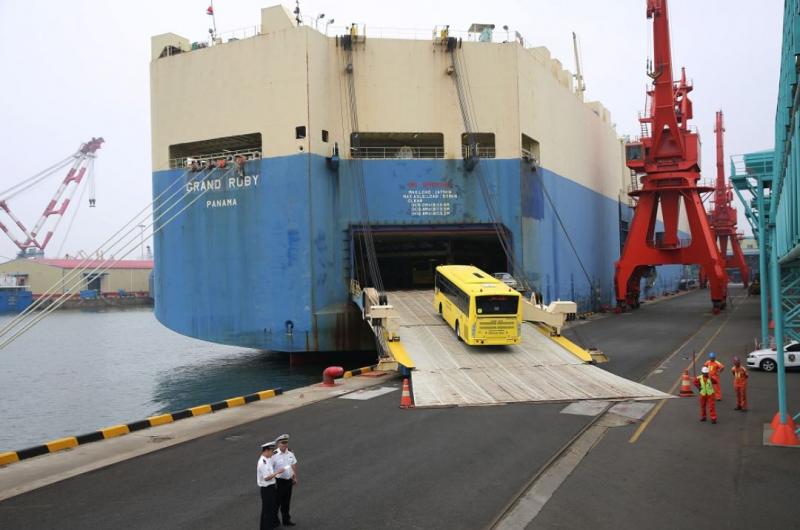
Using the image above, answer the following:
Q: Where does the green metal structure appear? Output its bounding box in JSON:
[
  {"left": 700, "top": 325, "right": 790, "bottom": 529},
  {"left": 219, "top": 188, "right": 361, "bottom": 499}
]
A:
[{"left": 730, "top": 1, "right": 800, "bottom": 443}]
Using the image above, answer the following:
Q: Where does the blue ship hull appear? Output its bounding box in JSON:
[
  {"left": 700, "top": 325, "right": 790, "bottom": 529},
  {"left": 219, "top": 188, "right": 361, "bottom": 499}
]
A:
[
  {"left": 0, "top": 289, "right": 32, "bottom": 314},
  {"left": 152, "top": 155, "right": 683, "bottom": 352}
]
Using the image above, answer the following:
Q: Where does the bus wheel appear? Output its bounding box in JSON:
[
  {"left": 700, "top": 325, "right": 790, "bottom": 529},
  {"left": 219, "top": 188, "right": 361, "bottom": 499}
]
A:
[
  {"left": 438, "top": 303, "right": 443, "bottom": 315},
  {"left": 455, "top": 320, "right": 460, "bottom": 341}
]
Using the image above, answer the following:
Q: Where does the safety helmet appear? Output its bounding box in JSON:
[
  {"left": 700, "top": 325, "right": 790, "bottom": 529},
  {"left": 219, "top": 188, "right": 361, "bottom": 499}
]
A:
[
  {"left": 708, "top": 352, "right": 716, "bottom": 359},
  {"left": 701, "top": 366, "right": 709, "bottom": 374}
]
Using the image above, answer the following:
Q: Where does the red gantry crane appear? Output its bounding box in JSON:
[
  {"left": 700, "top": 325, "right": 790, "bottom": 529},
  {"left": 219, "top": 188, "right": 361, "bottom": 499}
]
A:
[
  {"left": 0, "top": 137, "right": 103, "bottom": 258},
  {"left": 616, "top": 0, "right": 728, "bottom": 313},
  {"left": 708, "top": 110, "right": 750, "bottom": 287}
]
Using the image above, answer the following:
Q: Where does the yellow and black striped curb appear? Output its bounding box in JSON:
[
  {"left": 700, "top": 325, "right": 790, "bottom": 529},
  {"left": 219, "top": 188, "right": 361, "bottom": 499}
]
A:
[
  {"left": 0, "top": 364, "right": 379, "bottom": 467},
  {"left": 343, "top": 364, "right": 376, "bottom": 378},
  {"left": 0, "top": 387, "right": 283, "bottom": 467}
]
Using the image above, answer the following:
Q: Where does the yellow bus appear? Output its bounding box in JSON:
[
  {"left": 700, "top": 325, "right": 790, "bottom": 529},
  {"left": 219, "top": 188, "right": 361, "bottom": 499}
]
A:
[{"left": 433, "top": 265, "right": 522, "bottom": 346}]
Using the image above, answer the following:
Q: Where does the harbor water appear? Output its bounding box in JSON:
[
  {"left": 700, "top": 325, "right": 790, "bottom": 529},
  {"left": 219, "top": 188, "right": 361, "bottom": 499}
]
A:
[{"left": 0, "top": 308, "right": 371, "bottom": 451}]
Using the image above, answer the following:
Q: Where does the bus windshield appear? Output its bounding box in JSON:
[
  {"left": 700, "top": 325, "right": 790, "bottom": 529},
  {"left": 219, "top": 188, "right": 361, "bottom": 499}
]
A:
[{"left": 476, "top": 295, "right": 519, "bottom": 315}]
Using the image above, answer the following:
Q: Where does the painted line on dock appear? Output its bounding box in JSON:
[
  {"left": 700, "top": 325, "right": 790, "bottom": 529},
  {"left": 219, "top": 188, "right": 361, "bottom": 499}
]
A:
[{"left": 0, "top": 364, "right": 379, "bottom": 468}]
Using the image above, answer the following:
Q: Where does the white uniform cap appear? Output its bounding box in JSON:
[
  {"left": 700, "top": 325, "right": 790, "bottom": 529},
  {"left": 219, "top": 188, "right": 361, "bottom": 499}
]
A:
[
  {"left": 275, "top": 433, "right": 290, "bottom": 442},
  {"left": 261, "top": 441, "right": 276, "bottom": 450}
]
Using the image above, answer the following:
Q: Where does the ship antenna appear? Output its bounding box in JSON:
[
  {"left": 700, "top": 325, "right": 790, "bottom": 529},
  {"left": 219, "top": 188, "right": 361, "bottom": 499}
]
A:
[{"left": 206, "top": 1, "right": 217, "bottom": 41}]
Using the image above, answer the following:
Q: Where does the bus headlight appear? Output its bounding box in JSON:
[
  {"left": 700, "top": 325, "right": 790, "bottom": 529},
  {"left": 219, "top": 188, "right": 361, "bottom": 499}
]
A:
[
  {"left": 471, "top": 323, "right": 477, "bottom": 337},
  {"left": 517, "top": 323, "right": 521, "bottom": 335}
]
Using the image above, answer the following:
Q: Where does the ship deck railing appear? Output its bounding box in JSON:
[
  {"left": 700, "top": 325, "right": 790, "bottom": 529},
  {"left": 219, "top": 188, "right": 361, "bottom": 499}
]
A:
[
  {"left": 169, "top": 148, "right": 263, "bottom": 170},
  {"left": 461, "top": 146, "right": 496, "bottom": 159},
  {"left": 350, "top": 146, "right": 445, "bottom": 159}
]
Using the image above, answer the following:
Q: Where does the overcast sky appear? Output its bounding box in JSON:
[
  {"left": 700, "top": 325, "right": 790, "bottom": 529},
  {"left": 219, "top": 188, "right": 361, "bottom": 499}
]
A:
[{"left": 0, "top": 0, "right": 783, "bottom": 261}]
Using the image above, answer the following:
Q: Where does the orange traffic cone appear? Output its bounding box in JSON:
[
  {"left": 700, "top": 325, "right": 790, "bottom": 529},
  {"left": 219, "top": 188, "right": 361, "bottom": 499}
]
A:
[
  {"left": 679, "top": 370, "right": 693, "bottom": 397},
  {"left": 399, "top": 378, "right": 414, "bottom": 409}
]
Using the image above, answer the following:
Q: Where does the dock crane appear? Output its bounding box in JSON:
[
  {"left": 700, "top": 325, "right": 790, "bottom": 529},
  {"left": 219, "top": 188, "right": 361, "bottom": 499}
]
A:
[
  {"left": 708, "top": 111, "right": 750, "bottom": 287},
  {"left": 0, "top": 137, "right": 103, "bottom": 258},
  {"left": 615, "top": 0, "right": 727, "bottom": 313}
]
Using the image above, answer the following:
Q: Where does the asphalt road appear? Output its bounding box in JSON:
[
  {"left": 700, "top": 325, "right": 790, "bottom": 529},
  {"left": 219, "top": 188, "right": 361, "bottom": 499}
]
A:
[
  {"left": 532, "top": 289, "right": 800, "bottom": 530},
  {"left": 0, "top": 289, "right": 735, "bottom": 529}
]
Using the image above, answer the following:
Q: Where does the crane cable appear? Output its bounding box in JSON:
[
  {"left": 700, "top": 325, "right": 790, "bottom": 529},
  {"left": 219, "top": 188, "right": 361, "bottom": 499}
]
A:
[
  {"left": 55, "top": 159, "right": 93, "bottom": 258},
  {"left": 0, "top": 164, "right": 202, "bottom": 335},
  {"left": 0, "top": 165, "right": 238, "bottom": 349},
  {"left": 451, "top": 45, "right": 599, "bottom": 311},
  {"left": 0, "top": 165, "right": 224, "bottom": 342},
  {"left": 342, "top": 40, "right": 385, "bottom": 297},
  {"left": 0, "top": 164, "right": 218, "bottom": 337},
  {"left": 449, "top": 45, "right": 530, "bottom": 293},
  {"left": 0, "top": 155, "right": 74, "bottom": 200}
]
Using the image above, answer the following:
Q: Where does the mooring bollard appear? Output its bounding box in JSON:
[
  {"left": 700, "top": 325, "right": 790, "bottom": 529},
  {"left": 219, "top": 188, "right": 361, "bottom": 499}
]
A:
[{"left": 321, "top": 366, "right": 344, "bottom": 387}]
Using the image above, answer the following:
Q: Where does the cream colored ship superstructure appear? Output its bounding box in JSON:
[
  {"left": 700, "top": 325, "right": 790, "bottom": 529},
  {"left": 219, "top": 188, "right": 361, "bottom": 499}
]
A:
[{"left": 149, "top": 5, "right": 684, "bottom": 354}]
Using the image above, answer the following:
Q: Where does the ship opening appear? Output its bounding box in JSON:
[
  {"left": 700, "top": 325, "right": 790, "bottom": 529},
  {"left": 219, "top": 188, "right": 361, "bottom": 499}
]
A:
[{"left": 351, "top": 225, "right": 510, "bottom": 290}]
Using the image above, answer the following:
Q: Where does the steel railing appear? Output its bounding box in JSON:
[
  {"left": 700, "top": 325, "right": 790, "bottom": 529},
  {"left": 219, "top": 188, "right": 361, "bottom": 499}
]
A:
[
  {"left": 350, "top": 146, "right": 444, "bottom": 159},
  {"left": 169, "top": 148, "right": 262, "bottom": 169},
  {"left": 461, "top": 146, "right": 496, "bottom": 159}
]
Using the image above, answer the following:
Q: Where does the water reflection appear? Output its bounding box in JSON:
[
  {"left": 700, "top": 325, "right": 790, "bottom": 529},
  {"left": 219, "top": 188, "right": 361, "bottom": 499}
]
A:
[
  {"left": 151, "top": 350, "right": 371, "bottom": 413},
  {"left": 0, "top": 308, "right": 376, "bottom": 450}
]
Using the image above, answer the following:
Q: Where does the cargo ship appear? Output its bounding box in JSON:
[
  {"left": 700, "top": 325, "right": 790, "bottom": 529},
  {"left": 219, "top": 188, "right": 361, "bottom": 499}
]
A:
[
  {"left": 149, "top": 5, "right": 683, "bottom": 354},
  {"left": 0, "top": 274, "right": 31, "bottom": 314}
]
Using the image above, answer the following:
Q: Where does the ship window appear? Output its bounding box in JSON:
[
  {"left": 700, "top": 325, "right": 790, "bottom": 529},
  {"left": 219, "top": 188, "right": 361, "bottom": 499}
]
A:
[
  {"left": 322, "top": 130, "right": 329, "bottom": 143},
  {"left": 461, "top": 133, "right": 495, "bottom": 158},
  {"left": 295, "top": 126, "right": 306, "bottom": 139},
  {"left": 521, "top": 134, "right": 540, "bottom": 164},
  {"left": 350, "top": 132, "right": 444, "bottom": 159},
  {"left": 168, "top": 133, "right": 262, "bottom": 169}
]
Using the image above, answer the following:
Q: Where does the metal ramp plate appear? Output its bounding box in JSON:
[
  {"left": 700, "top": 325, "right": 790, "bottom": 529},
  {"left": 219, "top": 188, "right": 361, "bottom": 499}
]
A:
[{"left": 387, "top": 291, "right": 671, "bottom": 408}]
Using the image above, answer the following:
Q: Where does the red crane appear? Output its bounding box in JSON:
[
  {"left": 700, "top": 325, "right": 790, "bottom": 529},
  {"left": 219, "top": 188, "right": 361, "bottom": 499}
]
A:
[
  {"left": 708, "top": 111, "right": 750, "bottom": 287},
  {"left": 0, "top": 137, "right": 103, "bottom": 258},
  {"left": 615, "top": 0, "right": 727, "bottom": 313}
]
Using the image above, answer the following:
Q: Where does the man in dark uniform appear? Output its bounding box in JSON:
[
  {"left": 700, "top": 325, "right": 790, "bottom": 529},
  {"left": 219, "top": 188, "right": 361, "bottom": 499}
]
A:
[{"left": 271, "top": 433, "right": 298, "bottom": 526}]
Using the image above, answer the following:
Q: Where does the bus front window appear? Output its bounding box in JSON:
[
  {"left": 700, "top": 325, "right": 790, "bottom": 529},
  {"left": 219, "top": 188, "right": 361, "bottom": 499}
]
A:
[{"left": 476, "top": 295, "right": 519, "bottom": 315}]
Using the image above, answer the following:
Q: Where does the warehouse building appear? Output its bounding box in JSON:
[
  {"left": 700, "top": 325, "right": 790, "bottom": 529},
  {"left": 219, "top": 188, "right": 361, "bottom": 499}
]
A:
[{"left": 0, "top": 259, "right": 152, "bottom": 298}]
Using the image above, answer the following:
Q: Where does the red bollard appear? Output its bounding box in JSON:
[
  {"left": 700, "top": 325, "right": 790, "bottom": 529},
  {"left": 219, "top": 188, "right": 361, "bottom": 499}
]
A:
[{"left": 321, "top": 366, "right": 344, "bottom": 387}]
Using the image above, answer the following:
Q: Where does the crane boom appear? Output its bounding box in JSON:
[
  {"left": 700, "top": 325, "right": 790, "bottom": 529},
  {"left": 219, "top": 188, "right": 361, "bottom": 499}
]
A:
[
  {"left": 709, "top": 111, "right": 750, "bottom": 286},
  {"left": 0, "top": 137, "right": 103, "bottom": 258}
]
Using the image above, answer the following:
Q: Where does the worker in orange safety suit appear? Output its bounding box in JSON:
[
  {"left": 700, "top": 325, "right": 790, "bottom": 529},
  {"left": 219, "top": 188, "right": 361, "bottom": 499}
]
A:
[
  {"left": 703, "top": 352, "right": 725, "bottom": 401},
  {"left": 694, "top": 366, "right": 718, "bottom": 424},
  {"left": 731, "top": 356, "right": 749, "bottom": 411}
]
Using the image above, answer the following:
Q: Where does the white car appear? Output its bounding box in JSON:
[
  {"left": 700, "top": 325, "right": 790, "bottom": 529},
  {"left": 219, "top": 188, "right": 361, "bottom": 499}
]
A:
[
  {"left": 746, "top": 340, "right": 800, "bottom": 372},
  {"left": 492, "top": 272, "right": 520, "bottom": 291}
]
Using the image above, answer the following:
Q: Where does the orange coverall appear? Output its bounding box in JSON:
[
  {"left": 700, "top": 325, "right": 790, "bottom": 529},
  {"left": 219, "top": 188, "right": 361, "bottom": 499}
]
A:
[
  {"left": 731, "top": 365, "right": 748, "bottom": 410},
  {"left": 694, "top": 374, "right": 718, "bottom": 422},
  {"left": 704, "top": 359, "right": 725, "bottom": 400}
]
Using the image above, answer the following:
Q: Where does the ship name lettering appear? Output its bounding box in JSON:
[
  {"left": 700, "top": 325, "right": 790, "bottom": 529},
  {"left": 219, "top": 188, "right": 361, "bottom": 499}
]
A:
[
  {"left": 228, "top": 175, "right": 259, "bottom": 188},
  {"left": 187, "top": 179, "right": 223, "bottom": 193},
  {"left": 206, "top": 198, "right": 238, "bottom": 208}
]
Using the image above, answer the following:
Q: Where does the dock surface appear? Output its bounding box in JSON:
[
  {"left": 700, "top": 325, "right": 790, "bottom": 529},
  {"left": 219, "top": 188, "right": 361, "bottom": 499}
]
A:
[{"left": 1, "top": 288, "right": 797, "bottom": 529}]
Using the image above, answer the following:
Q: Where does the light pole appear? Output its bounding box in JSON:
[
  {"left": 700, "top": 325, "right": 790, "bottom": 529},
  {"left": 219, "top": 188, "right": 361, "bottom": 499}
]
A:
[
  {"left": 138, "top": 224, "right": 145, "bottom": 259},
  {"left": 325, "top": 18, "right": 335, "bottom": 35},
  {"left": 314, "top": 13, "right": 325, "bottom": 29}
]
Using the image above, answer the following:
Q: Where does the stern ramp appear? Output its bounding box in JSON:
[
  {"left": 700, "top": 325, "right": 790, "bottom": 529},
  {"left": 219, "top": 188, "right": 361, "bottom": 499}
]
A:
[{"left": 383, "top": 290, "right": 669, "bottom": 408}]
